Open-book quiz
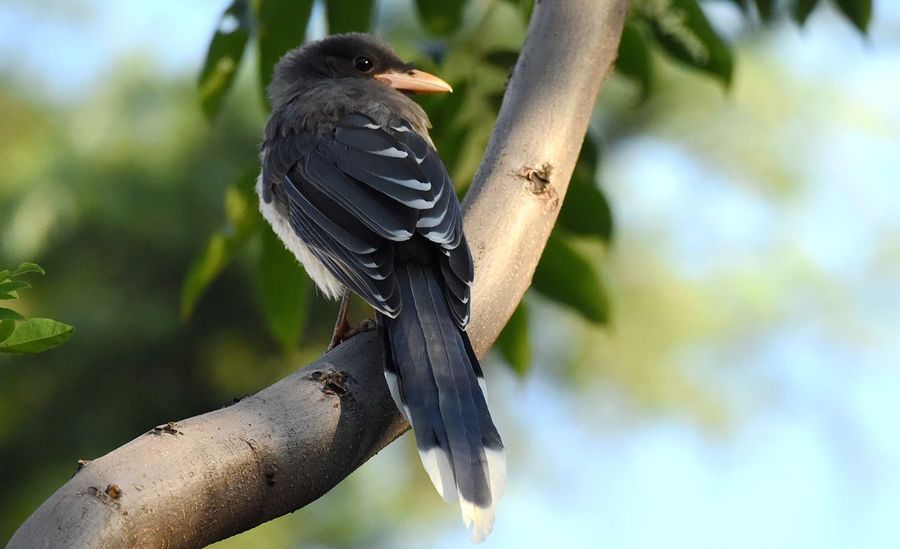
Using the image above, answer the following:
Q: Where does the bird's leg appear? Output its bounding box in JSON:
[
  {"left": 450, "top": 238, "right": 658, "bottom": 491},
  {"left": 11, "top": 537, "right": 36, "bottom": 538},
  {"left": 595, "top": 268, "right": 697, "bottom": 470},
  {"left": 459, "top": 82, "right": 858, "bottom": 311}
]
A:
[
  {"left": 327, "top": 289, "right": 376, "bottom": 351},
  {"left": 327, "top": 289, "right": 353, "bottom": 351}
]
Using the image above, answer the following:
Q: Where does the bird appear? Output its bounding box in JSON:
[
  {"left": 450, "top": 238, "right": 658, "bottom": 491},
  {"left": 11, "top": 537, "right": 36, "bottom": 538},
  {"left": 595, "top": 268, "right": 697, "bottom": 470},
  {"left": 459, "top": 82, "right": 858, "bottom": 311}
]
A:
[{"left": 256, "top": 34, "right": 506, "bottom": 542}]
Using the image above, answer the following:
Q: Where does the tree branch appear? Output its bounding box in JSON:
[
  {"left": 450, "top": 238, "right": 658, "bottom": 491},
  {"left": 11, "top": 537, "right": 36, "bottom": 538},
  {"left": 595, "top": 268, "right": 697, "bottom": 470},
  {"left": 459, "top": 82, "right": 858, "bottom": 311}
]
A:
[
  {"left": 464, "top": 0, "right": 629, "bottom": 353},
  {"left": 9, "top": 1, "right": 630, "bottom": 547}
]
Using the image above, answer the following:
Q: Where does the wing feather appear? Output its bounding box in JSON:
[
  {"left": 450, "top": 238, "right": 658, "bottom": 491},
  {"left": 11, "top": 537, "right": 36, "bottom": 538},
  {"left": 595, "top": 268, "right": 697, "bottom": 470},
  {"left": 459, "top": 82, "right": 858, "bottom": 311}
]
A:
[{"left": 263, "top": 113, "right": 474, "bottom": 323}]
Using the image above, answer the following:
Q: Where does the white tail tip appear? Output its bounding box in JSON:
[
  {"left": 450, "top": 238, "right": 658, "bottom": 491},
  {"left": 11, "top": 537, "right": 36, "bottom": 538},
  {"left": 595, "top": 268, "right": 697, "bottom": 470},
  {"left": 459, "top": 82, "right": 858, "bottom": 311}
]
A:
[
  {"left": 418, "top": 446, "right": 457, "bottom": 502},
  {"left": 460, "top": 494, "right": 496, "bottom": 543}
]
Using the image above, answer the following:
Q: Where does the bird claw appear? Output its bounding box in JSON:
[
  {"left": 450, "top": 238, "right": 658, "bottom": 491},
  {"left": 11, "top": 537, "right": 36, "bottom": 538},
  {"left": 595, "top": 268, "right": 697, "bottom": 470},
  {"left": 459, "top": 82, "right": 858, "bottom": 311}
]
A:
[{"left": 327, "top": 318, "right": 376, "bottom": 351}]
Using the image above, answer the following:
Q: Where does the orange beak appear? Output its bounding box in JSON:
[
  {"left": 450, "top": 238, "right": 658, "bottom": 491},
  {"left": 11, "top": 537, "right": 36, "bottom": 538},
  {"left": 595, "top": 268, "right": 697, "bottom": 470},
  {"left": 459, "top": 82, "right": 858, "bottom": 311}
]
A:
[{"left": 375, "top": 69, "right": 453, "bottom": 94}]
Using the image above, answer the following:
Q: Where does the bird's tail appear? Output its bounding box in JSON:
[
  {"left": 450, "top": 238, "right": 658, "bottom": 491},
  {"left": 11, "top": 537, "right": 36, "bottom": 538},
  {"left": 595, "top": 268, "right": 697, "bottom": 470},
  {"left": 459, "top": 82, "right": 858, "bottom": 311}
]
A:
[{"left": 381, "top": 262, "right": 506, "bottom": 543}]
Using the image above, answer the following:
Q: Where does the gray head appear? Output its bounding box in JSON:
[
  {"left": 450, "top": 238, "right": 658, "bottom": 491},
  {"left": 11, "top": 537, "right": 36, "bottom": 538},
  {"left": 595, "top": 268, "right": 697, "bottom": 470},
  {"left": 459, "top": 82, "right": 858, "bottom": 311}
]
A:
[{"left": 268, "top": 33, "right": 452, "bottom": 108}]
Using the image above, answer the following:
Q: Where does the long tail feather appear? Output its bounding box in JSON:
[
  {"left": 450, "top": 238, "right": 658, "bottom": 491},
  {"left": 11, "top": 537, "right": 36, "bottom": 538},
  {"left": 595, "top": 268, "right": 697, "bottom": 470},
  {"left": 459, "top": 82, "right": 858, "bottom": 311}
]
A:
[{"left": 382, "top": 262, "right": 505, "bottom": 542}]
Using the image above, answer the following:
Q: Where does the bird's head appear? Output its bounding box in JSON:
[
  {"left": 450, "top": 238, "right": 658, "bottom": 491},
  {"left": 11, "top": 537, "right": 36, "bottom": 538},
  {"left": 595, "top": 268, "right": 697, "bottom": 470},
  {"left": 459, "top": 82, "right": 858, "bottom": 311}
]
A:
[{"left": 268, "top": 33, "right": 452, "bottom": 108}]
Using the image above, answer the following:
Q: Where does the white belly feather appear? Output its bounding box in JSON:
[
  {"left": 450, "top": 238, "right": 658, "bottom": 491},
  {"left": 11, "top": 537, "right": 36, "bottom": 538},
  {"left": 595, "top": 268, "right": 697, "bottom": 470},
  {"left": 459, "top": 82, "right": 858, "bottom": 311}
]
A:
[{"left": 256, "top": 175, "right": 344, "bottom": 300}]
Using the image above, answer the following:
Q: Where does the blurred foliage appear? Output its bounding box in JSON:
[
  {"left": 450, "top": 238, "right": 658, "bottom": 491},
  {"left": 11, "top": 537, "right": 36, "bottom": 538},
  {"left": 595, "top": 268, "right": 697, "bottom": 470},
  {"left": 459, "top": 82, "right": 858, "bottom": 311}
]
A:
[
  {"left": 0, "top": 263, "right": 73, "bottom": 354},
  {"left": 0, "top": 0, "right": 877, "bottom": 545},
  {"left": 494, "top": 302, "right": 531, "bottom": 377},
  {"left": 414, "top": 0, "right": 466, "bottom": 35},
  {"left": 0, "top": 64, "right": 273, "bottom": 541},
  {"left": 197, "top": 0, "right": 253, "bottom": 119},
  {"left": 256, "top": 0, "right": 316, "bottom": 102},
  {"left": 327, "top": 0, "right": 376, "bottom": 34}
]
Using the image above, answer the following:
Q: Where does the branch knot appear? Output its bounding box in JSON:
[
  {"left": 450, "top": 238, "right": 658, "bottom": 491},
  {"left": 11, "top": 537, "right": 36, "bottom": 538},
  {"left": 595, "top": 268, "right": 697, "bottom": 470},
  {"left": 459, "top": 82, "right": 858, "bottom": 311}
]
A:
[
  {"left": 517, "top": 163, "right": 559, "bottom": 209},
  {"left": 309, "top": 369, "right": 350, "bottom": 397}
]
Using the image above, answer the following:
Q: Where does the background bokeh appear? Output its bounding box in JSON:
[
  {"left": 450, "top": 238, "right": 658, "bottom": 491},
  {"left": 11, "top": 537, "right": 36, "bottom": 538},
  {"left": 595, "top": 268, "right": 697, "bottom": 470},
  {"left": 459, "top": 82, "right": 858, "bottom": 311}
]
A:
[{"left": 1, "top": 0, "right": 898, "bottom": 547}]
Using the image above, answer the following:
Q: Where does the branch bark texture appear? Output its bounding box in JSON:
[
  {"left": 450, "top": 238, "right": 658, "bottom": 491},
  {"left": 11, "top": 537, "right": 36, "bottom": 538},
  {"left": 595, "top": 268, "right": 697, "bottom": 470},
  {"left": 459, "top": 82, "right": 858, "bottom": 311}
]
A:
[
  {"left": 464, "top": 0, "right": 629, "bottom": 353},
  {"left": 9, "top": 1, "right": 629, "bottom": 547}
]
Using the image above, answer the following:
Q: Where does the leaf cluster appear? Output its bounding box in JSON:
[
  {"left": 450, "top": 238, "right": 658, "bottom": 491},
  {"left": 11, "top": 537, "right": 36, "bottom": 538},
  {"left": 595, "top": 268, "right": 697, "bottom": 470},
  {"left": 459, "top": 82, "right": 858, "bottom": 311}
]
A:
[{"left": 0, "top": 264, "right": 73, "bottom": 355}]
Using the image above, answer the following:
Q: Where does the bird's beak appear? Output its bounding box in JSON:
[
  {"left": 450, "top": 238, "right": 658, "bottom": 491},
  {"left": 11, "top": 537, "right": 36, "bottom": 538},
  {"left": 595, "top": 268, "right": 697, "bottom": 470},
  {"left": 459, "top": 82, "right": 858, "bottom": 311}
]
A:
[{"left": 375, "top": 69, "right": 453, "bottom": 94}]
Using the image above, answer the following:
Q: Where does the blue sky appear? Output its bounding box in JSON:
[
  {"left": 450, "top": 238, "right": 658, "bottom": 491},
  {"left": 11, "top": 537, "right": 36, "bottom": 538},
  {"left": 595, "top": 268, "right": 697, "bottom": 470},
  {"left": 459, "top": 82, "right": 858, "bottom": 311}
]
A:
[
  {"left": 2, "top": 2, "right": 899, "bottom": 548},
  {"left": 0, "top": 1, "right": 224, "bottom": 99}
]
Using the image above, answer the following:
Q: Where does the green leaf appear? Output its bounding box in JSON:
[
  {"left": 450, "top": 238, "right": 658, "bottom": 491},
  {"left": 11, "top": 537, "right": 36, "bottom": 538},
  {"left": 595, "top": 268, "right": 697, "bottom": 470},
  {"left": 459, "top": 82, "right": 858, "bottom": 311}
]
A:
[
  {"left": 12, "top": 263, "right": 45, "bottom": 277},
  {"left": 223, "top": 174, "right": 259, "bottom": 234},
  {"left": 0, "top": 308, "right": 25, "bottom": 322},
  {"left": 0, "top": 280, "right": 30, "bottom": 295},
  {"left": 616, "top": 21, "right": 653, "bottom": 99},
  {"left": 495, "top": 302, "right": 531, "bottom": 376},
  {"left": 0, "top": 270, "right": 9, "bottom": 282},
  {"left": 755, "top": 0, "right": 775, "bottom": 21},
  {"left": 500, "top": 0, "right": 533, "bottom": 21},
  {"left": 0, "top": 320, "right": 14, "bottom": 343},
  {"left": 326, "top": 0, "right": 375, "bottom": 34},
  {"left": 257, "top": 227, "right": 311, "bottom": 352},
  {"left": 484, "top": 49, "right": 519, "bottom": 69},
  {"left": 792, "top": 0, "right": 819, "bottom": 25},
  {"left": 181, "top": 234, "right": 231, "bottom": 319},
  {"left": 198, "top": 0, "right": 253, "bottom": 121},
  {"left": 257, "top": 0, "right": 314, "bottom": 105},
  {"left": 532, "top": 231, "right": 609, "bottom": 324},
  {"left": 646, "top": 0, "right": 734, "bottom": 86},
  {"left": 834, "top": 0, "right": 872, "bottom": 33},
  {"left": 557, "top": 137, "right": 613, "bottom": 242},
  {"left": 415, "top": 0, "right": 465, "bottom": 35},
  {"left": 417, "top": 80, "right": 471, "bottom": 181},
  {"left": 181, "top": 169, "right": 260, "bottom": 318},
  {"left": 0, "top": 318, "right": 74, "bottom": 354}
]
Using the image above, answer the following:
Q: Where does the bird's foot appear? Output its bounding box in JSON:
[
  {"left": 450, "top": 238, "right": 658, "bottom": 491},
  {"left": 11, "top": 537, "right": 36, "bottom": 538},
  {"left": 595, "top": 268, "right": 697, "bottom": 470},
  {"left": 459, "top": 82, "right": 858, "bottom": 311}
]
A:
[{"left": 327, "top": 318, "right": 376, "bottom": 351}]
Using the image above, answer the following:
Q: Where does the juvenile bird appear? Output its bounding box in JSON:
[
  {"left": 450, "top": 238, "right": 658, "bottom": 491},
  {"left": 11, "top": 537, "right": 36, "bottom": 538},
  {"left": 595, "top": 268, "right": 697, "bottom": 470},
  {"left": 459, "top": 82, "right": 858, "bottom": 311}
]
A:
[{"left": 257, "top": 34, "right": 505, "bottom": 542}]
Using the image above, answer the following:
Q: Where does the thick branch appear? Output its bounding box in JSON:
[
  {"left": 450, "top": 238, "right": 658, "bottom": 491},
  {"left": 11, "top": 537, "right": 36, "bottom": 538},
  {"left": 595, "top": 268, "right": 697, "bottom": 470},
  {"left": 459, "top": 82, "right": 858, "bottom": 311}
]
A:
[
  {"left": 10, "top": 333, "right": 405, "bottom": 548},
  {"left": 9, "top": 1, "right": 629, "bottom": 547},
  {"left": 464, "top": 0, "right": 629, "bottom": 353}
]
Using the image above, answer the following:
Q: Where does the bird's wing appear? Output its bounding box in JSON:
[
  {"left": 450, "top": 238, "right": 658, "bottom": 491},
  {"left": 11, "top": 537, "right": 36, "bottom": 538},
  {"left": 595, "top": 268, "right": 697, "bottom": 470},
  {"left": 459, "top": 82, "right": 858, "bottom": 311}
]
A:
[
  {"left": 262, "top": 113, "right": 473, "bottom": 324},
  {"left": 381, "top": 116, "right": 474, "bottom": 327}
]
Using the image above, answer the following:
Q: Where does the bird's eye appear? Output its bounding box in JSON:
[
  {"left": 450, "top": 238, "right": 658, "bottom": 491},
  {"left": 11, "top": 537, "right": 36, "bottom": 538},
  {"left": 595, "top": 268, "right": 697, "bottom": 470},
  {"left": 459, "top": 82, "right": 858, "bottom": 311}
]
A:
[{"left": 354, "top": 56, "right": 374, "bottom": 72}]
